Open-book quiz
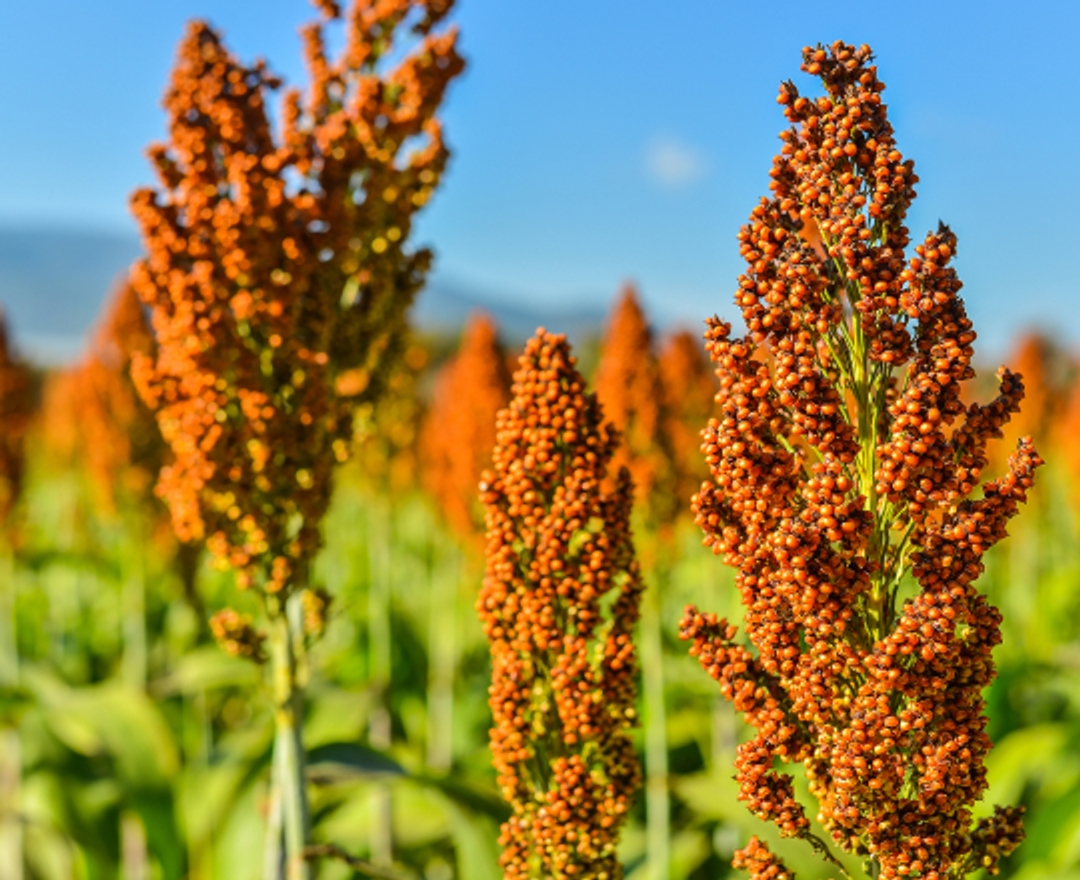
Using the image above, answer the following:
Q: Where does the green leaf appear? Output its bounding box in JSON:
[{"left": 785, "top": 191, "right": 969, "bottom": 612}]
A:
[
  {"left": 0, "top": 684, "right": 34, "bottom": 725},
  {"left": 414, "top": 773, "right": 511, "bottom": 823},
  {"left": 983, "top": 723, "right": 1072, "bottom": 811},
  {"left": 441, "top": 798, "right": 502, "bottom": 880},
  {"left": 152, "top": 644, "right": 261, "bottom": 695},
  {"left": 306, "top": 742, "right": 406, "bottom": 784},
  {"left": 1025, "top": 782, "right": 1080, "bottom": 867}
]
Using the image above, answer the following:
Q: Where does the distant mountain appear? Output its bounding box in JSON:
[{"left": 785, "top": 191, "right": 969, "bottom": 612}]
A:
[
  {"left": 0, "top": 227, "right": 141, "bottom": 363},
  {"left": 414, "top": 276, "right": 607, "bottom": 343},
  {"left": 0, "top": 227, "right": 606, "bottom": 365}
]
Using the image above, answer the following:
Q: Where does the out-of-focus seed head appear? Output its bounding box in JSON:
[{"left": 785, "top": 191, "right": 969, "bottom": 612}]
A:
[
  {"left": 420, "top": 313, "right": 511, "bottom": 542},
  {"left": 42, "top": 280, "right": 167, "bottom": 520},
  {"left": 658, "top": 328, "right": 717, "bottom": 514},
  {"left": 479, "top": 328, "right": 642, "bottom": 879},
  {"left": 0, "top": 309, "right": 33, "bottom": 534},
  {"left": 595, "top": 285, "right": 679, "bottom": 530}
]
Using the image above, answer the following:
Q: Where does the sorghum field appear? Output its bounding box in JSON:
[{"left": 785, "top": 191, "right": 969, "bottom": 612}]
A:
[{"left": 2, "top": 4, "right": 1079, "bottom": 880}]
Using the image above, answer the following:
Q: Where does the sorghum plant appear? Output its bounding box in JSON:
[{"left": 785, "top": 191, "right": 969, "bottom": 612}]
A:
[
  {"left": 128, "top": 1, "right": 462, "bottom": 875},
  {"left": 680, "top": 42, "right": 1041, "bottom": 879},
  {"left": 594, "top": 285, "right": 679, "bottom": 529},
  {"left": 44, "top": 281, "right": 164, "bottom": 519},
  {"left": 478, "top": 329, "right": 642, "bottom": 879},
  {"left": 421, "top": 312, "right": 512, "bottom": 542}
]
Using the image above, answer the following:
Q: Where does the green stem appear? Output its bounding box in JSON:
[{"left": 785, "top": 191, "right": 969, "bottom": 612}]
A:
[
  {"left": 425, "top": 534, "right": 457, "bottom": 774},
  {"left": 268, "top": 593, "right": 311, "bottom": 880},
  {"left": 0, "top": 545, "right": 22, "bottom": 880},
  {"left": 120, "top": 811, "right": 149, "bottom": 880},
  {"left": 642, "top": 575, "right": 670, "bottom": 880},
  {"left": 803, "top": 830, "right": 853, "bottom": 880},
  {"left": 121, "top": 534, "right": 147, "bottom": 690},
  {"left": 263, "top": 736, "right": 284, "bottom": 880},
  {"left": 0, "top": 728, "right": 21, "bottom": 880},
  {"left": 368, "top": 503, "right": 393, "bottom": 866}
]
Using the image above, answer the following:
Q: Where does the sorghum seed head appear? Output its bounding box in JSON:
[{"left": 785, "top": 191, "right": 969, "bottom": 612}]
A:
[
  {"left": 129, "top": 0, "right": 463, "bottom": 593},
  {"left": 685, "top": 41, "right": 1041, "bottom": 879},
  {"left": 479, "top": 328, "right": 642, "bottom": 880}
]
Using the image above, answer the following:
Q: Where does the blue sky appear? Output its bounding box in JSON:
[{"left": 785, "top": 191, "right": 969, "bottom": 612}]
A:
[{"left": 1, "top": 0, "right": 1077, "bottom": 355}]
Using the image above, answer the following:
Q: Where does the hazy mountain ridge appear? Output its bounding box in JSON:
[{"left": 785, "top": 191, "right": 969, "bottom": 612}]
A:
[{"left": 0, "top": 227, "right": 607, "bottom": 365}]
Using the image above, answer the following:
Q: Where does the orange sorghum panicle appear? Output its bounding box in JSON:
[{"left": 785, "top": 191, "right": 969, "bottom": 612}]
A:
[
  {"left": 594, "top": 285, "right": 679, "bottom": 528},
  {"left": 43, "top": 280, "right": 166, "bottom": 518},
  {"left": 658, "top": 329, "right": 717, "bottom": 515},
  {"left": 681, "top": 42, "right": 1042, "bottom": 879},
  {"left": 1054, "top": 376, "right": 1080, "bottom": 523},
  {"left": 420, "top": 313, "right": 512, "bottom": 541},
  {"left": 128, "top": 0, "right": 463, "bottom": 593},
  {"left": 209, "top": 608, "right": 267, "bottom": 662},
  {"left": 478, "top": 328, "right": 642, "bottom": 879},
  {"left": 731, "top": 837, "right": 794, "bottom": 880},
  {"left": 0, "top": 310, "right": 33, "bottom": 532}
]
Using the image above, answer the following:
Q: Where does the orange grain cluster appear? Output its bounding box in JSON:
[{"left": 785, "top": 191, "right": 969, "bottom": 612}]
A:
[
  {"left": 128, "top": 0, "right": 463, "bottom": 592},
  {"left": 658, "top": 329, "right": 717, "bottom": 514},
  {"left": 478, "top": 329, "right": 642, "bottom": 879},
  {"left": 731, "top": 838, "right": 791, "bottom": 880},
  {"left": 0, "top": 311, "right": 32, "bottom": 531},
  {"left": 594, "top": 286, "right": 679, "bottom": 528},
  {"left": 210, "top": 608, "right": 267, "bottom": 662},
  {"left": 681, "top": 43, "right": 1038, "bottom": 879},
  {"left": 421, "top": 313, "right": 512, "bottom": 540}
]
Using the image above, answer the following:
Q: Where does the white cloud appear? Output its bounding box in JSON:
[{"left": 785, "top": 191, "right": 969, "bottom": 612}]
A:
[{"left": 645, "top": 136, "right": 708, "bottom": 188}]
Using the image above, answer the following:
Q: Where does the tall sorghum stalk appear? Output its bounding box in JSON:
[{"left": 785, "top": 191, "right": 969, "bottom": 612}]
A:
[
  {"left": 0, "top": 310, "right": 32, "bottom": 880},
  {"left": 420, "top": 313, "right": 511, "bottom": 771},
  {"left": 681, "top": 42, "right": 1040, "bottom": 879},
  {"left": 128, "top": 2, "right": 462, "bottom": 876},
  {"left": 594, "top": 286, "right": 678, "bottom": 880},
  {"left": 478, "top": 329, "right": 642, "bottom": 879}
]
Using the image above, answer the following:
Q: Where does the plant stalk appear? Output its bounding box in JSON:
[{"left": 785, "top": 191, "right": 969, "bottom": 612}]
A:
[
  {"left": 263, "top": 734, "right": 284, "bottom": 880},
  {"left": 0, "top": 546, "right": 22, "bottom": 880},
  {"left": 368, "top": 503, "right": 393, "bottom": 866},
  {"left": 642, "top": 576, "right": 670, "bottom": 880},
  {"left": 121, "top": 535, "right": 147, "bottom": 690},
  {"left": 121, "top": 811, "right": 149, "bottom": 880},
  {"left": 268, "top": 592, "right": 311, "bottom": 880},
  {"left": 425, "top": 535, "right": 457, "bottom": 773}
]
